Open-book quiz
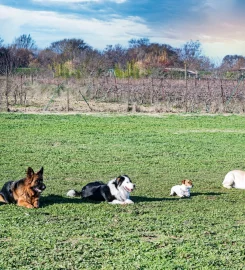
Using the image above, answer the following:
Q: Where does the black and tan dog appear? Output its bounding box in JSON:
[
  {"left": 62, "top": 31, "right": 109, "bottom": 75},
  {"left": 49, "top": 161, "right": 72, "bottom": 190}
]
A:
[{"left": 0, "top": 167, "right": 46, "bottom": 208}]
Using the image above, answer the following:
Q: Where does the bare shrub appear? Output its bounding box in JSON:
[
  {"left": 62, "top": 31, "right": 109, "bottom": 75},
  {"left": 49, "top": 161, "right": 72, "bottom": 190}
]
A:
[{"left": 5, "top": 72, "right": 245, "bottom": 114}]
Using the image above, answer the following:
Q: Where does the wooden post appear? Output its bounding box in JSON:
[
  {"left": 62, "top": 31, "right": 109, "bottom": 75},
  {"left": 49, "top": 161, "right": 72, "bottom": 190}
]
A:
[
  {"left": 67, "top": 86, "right": 70, "bottom": 112},
  {"left": 184, "top": 62, "right": 188, "bottom": 112},
  {"left": 5, "top": 68, "right": 9, "bottom": 111},
  {"left": 20, "top": 74, "right": 23, "bottom": 104},
  {"left": 184, "top": 62, "right": 187, "bottom": 86},
  {"left": 220, "top": 79, "right": 225, "bottom": 104}
]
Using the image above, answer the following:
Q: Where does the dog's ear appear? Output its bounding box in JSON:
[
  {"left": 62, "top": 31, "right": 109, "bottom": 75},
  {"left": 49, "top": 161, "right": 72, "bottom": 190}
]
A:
[
  {"left": 37, "top": 167, "right": 44, "bottom": 176},
  {"left": 25, "top": 167, "right": 35, "bottom": 184},
  {"left": 27, "top": 167, "right": 34, "bottom": 178},
  {"left": 117, "top": 176, "right": 125, "bottom": 186},
  {"left": 181, "top": 179, "right": 186, "bottom": 184}
]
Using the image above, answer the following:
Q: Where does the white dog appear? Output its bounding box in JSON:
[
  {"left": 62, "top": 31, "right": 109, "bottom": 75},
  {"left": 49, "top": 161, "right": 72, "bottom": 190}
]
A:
[
  {"left": 170, "top": 179, "right": 193, "bottom": 198},
  {"left": 222, "top": 170, "right": 245, "bottom": 189}
]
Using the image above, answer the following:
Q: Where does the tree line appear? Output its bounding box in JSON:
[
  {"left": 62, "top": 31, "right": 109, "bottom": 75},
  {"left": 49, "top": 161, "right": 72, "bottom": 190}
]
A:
[{"left": 1, "top": 34, "right": 245, "bottom": 79}]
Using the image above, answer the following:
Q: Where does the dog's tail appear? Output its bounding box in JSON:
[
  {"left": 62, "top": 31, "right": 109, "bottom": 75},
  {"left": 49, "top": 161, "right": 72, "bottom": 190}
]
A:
[
  {"left": 0, "top": 194, "right": 6, "bottom": 203},
  {"left": 66, "top": 189, "right": 82, "bottom": 197}
]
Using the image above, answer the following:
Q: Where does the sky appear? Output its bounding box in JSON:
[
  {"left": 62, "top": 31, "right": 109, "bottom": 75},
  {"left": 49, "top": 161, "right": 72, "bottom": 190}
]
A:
[{"left": 0, "top": 0, "right": 245, "bottom": 62}]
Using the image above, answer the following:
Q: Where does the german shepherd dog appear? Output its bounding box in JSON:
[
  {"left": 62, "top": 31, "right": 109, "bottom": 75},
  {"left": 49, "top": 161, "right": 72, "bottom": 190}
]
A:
[{"left": 0, "top": 167, "right": 46, "bottom": 208}]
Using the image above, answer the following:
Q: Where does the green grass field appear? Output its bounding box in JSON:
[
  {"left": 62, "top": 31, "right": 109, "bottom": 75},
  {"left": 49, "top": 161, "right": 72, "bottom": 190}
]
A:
[{"left": 1, "top": 113, "right": 245, "bottom": 269}]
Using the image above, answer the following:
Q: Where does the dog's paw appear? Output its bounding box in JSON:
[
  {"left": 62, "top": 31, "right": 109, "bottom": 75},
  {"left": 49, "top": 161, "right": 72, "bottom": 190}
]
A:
[
  {"left": 26, "top": 204, "right": 35, "bottom": 208},
  {"left": 67, "top": 190, "right": 76, "bottom": 197},
  {"left": 125, "top": 199, "right": 134, "bottom": 204},
  {"left": 223, "top": 185, "right": 232, "bottom": 189},
  {"left": 109, "top": 200, "right": 125, "bottom": 204}
]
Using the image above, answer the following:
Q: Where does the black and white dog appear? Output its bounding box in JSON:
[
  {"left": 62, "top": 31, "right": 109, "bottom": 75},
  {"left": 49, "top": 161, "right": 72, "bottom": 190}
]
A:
[{"left": 67, "top": 175, "right": 135, "bottom": 204}]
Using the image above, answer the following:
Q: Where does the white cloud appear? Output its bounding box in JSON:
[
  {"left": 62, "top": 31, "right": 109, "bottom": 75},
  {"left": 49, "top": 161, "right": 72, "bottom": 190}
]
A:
[
  {"left": 33, "top": 0, "right": 100, "bottom": 2},
  {"left": 203, "top": 40, "right": 245, "bottom": 60},
  {"left": 0, "top": 5, "right": 148, "bottom": 49},
  {"left": 150, "top": 2, "right": 245, "bottom": 60},
  {"left": 32, "top": 0, "right": 127, "bottom": 3},
  {"left": 0, "top": 2, "right": 244, "bottom": 60}
]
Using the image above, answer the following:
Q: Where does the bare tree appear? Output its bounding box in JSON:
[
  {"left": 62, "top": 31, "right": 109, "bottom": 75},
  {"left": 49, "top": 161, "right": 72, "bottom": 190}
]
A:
[
  {"left": 103, "top": 44, "right": 128, "bottom": 69},
  {"left": 0, "top": 47, "right": 14, "bottom": 111},
  {"left": 127, "top": 38, "right": 150, "bottom": 62},
  {"left": 128, "top": 38, "right": 150, "bottom": 48},
  {"left": 0, "top": 37, "right": 4, "bottom": 47},
  {"left": 177, "top": 40, "right": 203, "bottom": 70},
  {"left": 75, "top": 48, "right": 106, "bottom": 77},
  {"left": 0, "top": 47, "right": 13, "bottom": 74},
  {"left": 127, "top": 39, "right": 180, "bottom": 71},
  {"left": 13, "top": 34, "right": 37, "bottom": 50},
  {"left": 49, "top": 38, "right": 90, "bottom": 61},
  {"left": 36, "top": 48, "right": 57, "bottom": 71},
  {"left": 8, "top": 34, "right": 38, "bottom": 69},
  {"left": 10, "top": 47, "right": 35, "bottom": 68},
  {"left": 220, "top": 55, "right": 245, "bottom": 71}
]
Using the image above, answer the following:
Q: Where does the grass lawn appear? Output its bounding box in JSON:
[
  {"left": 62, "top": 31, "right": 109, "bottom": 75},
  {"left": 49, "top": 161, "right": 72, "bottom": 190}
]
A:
[{"left": 1, "top": 113, "right": 245, "bottom": 269}]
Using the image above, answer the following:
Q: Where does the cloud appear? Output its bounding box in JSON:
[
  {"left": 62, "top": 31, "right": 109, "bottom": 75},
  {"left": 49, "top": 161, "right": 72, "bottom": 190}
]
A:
[
  {"left": 0, "top": 0, "right": 245, "bottom": 60},
  {"left": 0, "top": 5, "right": 148, "bottom": 48},
  {"left": 142, "top": 0, "right": 245, "bottom": 58},
  {"left": 33, "top": 0, "right": 97, "bottom": 2},
  {"left": 32, "top": 0, "right": 127, "bottom": 3}
]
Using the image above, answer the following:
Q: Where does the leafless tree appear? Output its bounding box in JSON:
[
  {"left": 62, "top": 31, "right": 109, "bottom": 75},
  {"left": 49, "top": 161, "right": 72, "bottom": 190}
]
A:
[
  {"left": 0, "top": 37, "right": 4, "bottom": 47},
  {"left": 49, "top": 38, "right": 90, "bottom": 62},
  {"left": 103, "top": 44, "right": 128, "bottom": 69},
  {"left": 37, "top": 49, "right": 57, "bottom": 68},
  {"left": 220, "top": 55, "right": 245, "bottom": 71},
  {"left": 13, "top": 34, "right": 37, "bottom": 50},
  {"left": 0, "top": 47, "right": 14, "bottom": 111},
  {"left": 10, "top": 47, "right": 35, "bottom": 68},
  {"left": 177, "top": 40, "right": 204, "bottom": 70},
  {"left": 75, "top": 48, "right": 106, "bottom": 77}
]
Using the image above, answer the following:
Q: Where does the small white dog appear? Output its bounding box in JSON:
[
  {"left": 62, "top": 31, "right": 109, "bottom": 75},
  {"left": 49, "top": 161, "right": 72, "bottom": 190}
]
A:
[
  {"left": 222, "top": 170, "right": 245, "bottom": 189},
  {"left": 170, "top": 179, "right": 193, "bottom": 198}
]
